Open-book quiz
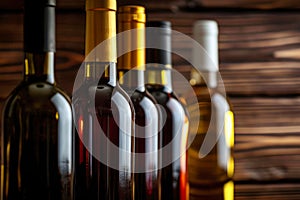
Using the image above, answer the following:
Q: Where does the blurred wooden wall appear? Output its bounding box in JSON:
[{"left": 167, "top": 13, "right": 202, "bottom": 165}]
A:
[{"left": 1, "top": 0, "right": 300, "bottom": 199}]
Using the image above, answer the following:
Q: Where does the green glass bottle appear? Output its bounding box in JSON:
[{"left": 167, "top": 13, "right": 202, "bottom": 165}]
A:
[{"left": 1, "top": 0, "right": 73, "bottom": 199}]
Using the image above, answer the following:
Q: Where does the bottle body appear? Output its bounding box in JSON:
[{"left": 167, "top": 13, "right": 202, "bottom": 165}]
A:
[
  {"left": 117, "top": 6, "right": 160, "bottom": 200},
  {"left": 73, "top": 63, "right": 134, "bottom": 200},
  {"left": 118, "top": 69, "right": 159, "bottom": 200},
  {"left": 188, "top": 72, "right": 234, "bottom": 200},
  {"left": 146, "top": 83, "right": 189, "bottom": 200},
  {"left": 145, "top": 20, "right": 189, "bottom": 200},
  {"left": 188, "top": 20, "right": 235, "bottom": 200},
  {"left": 1, "top": 53, "right": 74, "bottom": 200},
  {"left": 1, "top": 0, "right": 74, "bottom": 197},
  {"left": 132, "top": 89, "right": 159, "bottom": 200},
  {"left": 74, "top": 1, "right": 135, "bottom": 199}
]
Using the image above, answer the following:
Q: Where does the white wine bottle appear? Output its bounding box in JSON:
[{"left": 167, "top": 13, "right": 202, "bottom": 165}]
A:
[
  {"left": 145, "top": 21, "right": 189, "bottom": 200},
  {"left": 117, "top": 6, "right": 160, "bottom": 200},
  {"left": 72, "top": 0, "right": 134, "bottom": 199},
  {"left": 1, "top": 0, "right": 73, "bottom": 199},
  {"left": 188, "top": 20, "right": 235, "bottom": 200}
]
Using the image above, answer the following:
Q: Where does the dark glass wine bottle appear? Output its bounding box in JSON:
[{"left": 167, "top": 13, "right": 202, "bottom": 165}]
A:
[
  {"left": 72, "top": 0, "right": 134, "bottom": 199},
  {"left": 145, "top": 21, "right": 189, "bottom": 200},
  {"left": 187, "top": 20, "right": 235, "bottom": 200},
  {"left": 117, "top": 6, "right": 160, "bottom": 200},
  {"left": 0, "top": 0, "right": 73, "bottom": 199}
]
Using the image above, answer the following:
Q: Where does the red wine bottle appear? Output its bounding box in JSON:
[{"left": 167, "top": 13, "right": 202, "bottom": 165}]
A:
[
  {"left": 72, "top": 0, "right": 134, "bottom": 199},
  {"left": 117, "top": 6, "right": 160, "bottom": 200},
  {"left": 1, "top": 0, "right": 73, "bottom": 199},
  {"left": 145, "top": 21, "right": 189, "bottom": 200}
]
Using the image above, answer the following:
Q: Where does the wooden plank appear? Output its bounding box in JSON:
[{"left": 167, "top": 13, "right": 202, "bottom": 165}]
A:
[
  {"left": 0, "top": 12, "right": 300, "bottom": 97},
  {"left": 0, "top": 0, "right": 182, "bottom": 11},
  {"left": 2, "top": 11, "right": 300, "bottom": 97},
  {"left": 0, "top": 12, "right": 85, "bottom": 99},
  {"left": 0, "top": 0, "right": 85, "bottom": 10},
  {"left": 231, "top": 97, "right": 300, "bottom": 182},
  {"left": 150, "top": 12, "right": 300, "bottom": 95},
  {"left": 1, "top": 0, "right": 300, "bottom": 10},
  {"left": 188, "top": 0, "right": 300, "bottom": 10},
  {"left": 236, "top": 183, "right": 300, "bottom": 200},
  {"left": 173, "top": 63, "right": 300, "bottom": 96}
]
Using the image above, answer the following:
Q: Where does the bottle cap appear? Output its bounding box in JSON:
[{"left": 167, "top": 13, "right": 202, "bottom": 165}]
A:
[
  {"left": 117, "top": 5, "right": 146, "bottom": 70},
  {"left": 146, "top": 21, "right": 172, "bottom": 66},
  {"left": 118, "top": 6, "right": 146, "bottom": 23},
  {"left": 85, "top": 0, "right": 117, "bottom": 62},
  {"left": 24, "top": 0, "right": 56, "bottom": 7},
  {"left": 146, "top": 21, "right": 171, "bottom": 28},
  {"left": 193, "top": 20, "right": 219, "bottom": 72},
  {"left": 86, "top": 0, "right": 116, "bottom": 11},
  {"left": 24, "top": 0, "right": 56, "bottom": 53},
  {"left": 193, "top": 20, "right": 218, "bottom": 35}
]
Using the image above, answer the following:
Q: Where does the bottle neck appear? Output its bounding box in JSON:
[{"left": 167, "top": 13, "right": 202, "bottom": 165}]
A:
[
  {"left": 85, "top": 62, "right": 116, "bottom": 86},
  {"left": 24, "top": 52, "right": 55, "bottom": 84},
  {"left": 85, "top": 8, "right": 116, "bottom": 61},
  {"left": 23, "top": 2, "right": 56, "bottom": 84},
  {"left": 84, "top": 3, "right": 117, "bottom": 86},
  {"left": 118, "top": 69, "right": 145, "bottom": 92},
  {"left": 190, "top": 70, "right": 218, "bottom": 89},
  {"left": 145, "top": 64, "right": 172, "bottom": 92}
]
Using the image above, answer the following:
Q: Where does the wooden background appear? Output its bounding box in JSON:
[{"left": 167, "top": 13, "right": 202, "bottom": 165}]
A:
[{"left": 1, "top": 0, "right": 300, "bottom": 199}]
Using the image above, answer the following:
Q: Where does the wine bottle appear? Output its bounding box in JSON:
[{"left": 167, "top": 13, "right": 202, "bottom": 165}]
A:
[
  {"left": 117, "top": 6, "right": 160, "bottom": 200},
  {"left": 72, "top": 0, "right": 134, "bottom": 199},
  {"left": 187, "top": 20, "right": 235, "bottom": 200},
  {"left": 145, "top": 21, "right": 189, "bottom": 200},
  {"left": 1, "top": 0, "right": 73, "bottom": 199}
]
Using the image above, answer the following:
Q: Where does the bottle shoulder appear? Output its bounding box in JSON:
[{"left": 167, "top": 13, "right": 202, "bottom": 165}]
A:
[
  {"left": 72, "top": 82, "right": 134, "bottom": 114},
  {"left": 130, "top": 89, "right": 157, "bottom": 105},
  {"left": 146, "top": 84, "right": 187, "bottom": 113},
  {"left": 129, "top": 89, "right": 157, "bottom": 116},
  {"left": 5, "top": 81, "right": 70, "bottom": 104},
  {"left": 3, "top": 81, "right": 72, "bottom": 119}
]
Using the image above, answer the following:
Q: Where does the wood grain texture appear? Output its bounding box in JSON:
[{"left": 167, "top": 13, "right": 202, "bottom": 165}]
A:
[
  {"left": 0, "top": 12, "right": 85, "bottom": 99},
  {"left": 187, "top": 0, "right": 300, "bottom": 10},
  {"left": 0, "top": 0, "right": 85, "bottom": 10},
  {"left": 151, "top": 12, "right": 300, "bottom": 95},
  {"left": 1, "top": 12, "right": 300, "bottom": 98},
  {"left": 1, "top": 4, "right": 300, "bottom": 199},
  {"left": 236, "top": 183, "right": 300, "bottom": 200},
  {"left": 2, "top": 0, "right": 300, "bottom": 10},
  {"left": 231, "top": 97, "right": 300, "bottom": 182},
  {"left": 0, "top": 0, "right": 182, "bottom": 11}
]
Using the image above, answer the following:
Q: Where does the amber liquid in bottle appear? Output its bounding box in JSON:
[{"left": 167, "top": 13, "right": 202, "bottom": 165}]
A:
[
  {"left": 145, "top": 21, "right": 189, "bottom": 200},
  {"left": 188, "top": 20, "right": 234, "bottom": 200},
  {"left": 117, "top": 6, "right": 160, "bottom": 200},
  {"left": 73, "top": 1, "right": 134, "bottom": 199},
  {"left": 1, "top": 1, "right": 73, "bottom": 199},
  {"left": 188, "top": 73, "right": 234, "bottom": 200}
]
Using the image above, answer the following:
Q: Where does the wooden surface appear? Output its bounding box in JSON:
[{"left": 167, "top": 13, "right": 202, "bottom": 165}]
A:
[
  {"left": 2, "top": 0, "right": 300, "bottom": 10},
  {"left": 1, "top": 1, "right": 300, "bottom": 199},
  {"left": 187, "top": 0, "right": 300, "bottom": 10}
]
